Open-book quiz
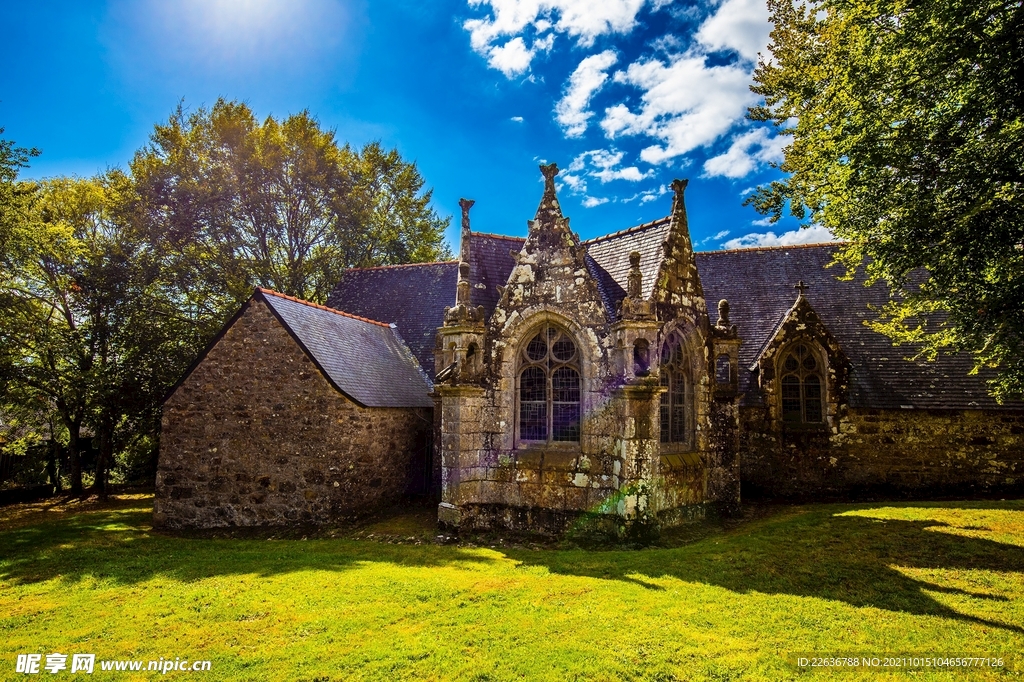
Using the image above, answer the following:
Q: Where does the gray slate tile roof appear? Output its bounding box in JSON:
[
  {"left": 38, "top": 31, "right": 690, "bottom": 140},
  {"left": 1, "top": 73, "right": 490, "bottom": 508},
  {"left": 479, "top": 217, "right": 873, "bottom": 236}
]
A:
[
  {"left": 327, "top": 262, "right": 459, "bottom": 379},
  {"left": 322, "top": 222, "right": 1019, "bottom": 412},
  {"left": 259, "top": 289, "right": 433, "bottom": 408},
  {"left": 584, "top": 218, "right": 672, "bottom": 317},
  {"left": 695, "top": 244, "right": 1020, "bottom": 410},
  {"left": 467, "top": 233, "right": 525, "bottom": 317}
]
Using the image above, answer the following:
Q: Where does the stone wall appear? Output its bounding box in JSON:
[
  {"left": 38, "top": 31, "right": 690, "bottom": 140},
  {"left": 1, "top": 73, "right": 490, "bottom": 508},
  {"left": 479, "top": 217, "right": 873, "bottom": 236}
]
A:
[
  {"left": 741, "top": 406, "right": 1024, "bottom": 499},
  {"left": 155, "top": 298, "right": 431, "bottom": 529}
]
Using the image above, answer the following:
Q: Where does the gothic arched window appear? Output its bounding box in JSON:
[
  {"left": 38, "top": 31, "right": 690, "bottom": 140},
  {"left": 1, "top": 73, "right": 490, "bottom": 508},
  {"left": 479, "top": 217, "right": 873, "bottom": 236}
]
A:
[
  {"left": 660, "top": 335, "right": 693, "bottom": 446},
  {"left": 518, "top": 324, "right": 581, "bottom": 443},
  {"left": 779, "top": 343, "right": 824, "bottom": 424}
]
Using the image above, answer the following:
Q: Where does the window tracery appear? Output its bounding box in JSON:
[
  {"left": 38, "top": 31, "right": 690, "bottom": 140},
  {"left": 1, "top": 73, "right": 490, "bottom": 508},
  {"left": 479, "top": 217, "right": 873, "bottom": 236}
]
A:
[
  {"left": 517, "top": 324, "right": 581, "bottom": 443},
  {"left": 779, "top": 343, "right": 824, "bottom": 424},
  {"left": 660, "top": 334, "right": 693, "bottom": 446}
]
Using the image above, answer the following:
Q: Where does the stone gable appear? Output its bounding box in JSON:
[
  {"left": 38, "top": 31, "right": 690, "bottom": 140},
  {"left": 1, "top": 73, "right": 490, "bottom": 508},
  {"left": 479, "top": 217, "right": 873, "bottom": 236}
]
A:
[{"left": 155, "top": 297, "right": 431, "bottom": 529}]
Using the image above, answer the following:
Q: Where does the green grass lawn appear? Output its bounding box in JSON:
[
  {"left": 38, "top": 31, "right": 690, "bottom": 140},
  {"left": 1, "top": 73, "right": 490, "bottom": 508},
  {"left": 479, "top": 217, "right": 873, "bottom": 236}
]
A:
[{"left": 1, "top": 495, "right": 1022, "bottom": 681}]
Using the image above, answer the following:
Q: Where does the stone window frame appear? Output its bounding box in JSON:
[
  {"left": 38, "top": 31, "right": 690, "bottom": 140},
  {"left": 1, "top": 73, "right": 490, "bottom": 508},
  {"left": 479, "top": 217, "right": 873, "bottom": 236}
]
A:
[
  {"left": 659, "top": 330, "right": 695, "bottom": 449},
  {"left": 777, "top": 340, "right": 828, "bottom": 427},
  {"left": 515, "top": 322, "right": 583, "bottom": 446}
]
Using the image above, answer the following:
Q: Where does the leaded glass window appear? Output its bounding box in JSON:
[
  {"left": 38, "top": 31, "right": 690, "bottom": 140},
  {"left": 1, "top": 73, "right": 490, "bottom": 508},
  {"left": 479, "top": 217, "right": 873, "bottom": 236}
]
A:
[
  {"left": 518, "top": 325, "right": 581, "bottom": 443},
  {"left": 659, "top": 335, "right": 693, "bottom": 446},
  {"left": 779, "top": 343, "right": 825, "bottom": 424}
]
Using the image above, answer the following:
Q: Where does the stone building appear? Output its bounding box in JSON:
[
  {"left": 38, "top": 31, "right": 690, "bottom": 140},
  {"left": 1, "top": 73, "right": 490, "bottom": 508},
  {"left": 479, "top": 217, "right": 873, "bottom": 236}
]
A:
[{"left": 156, "top": 164, "right": 1023, "bottom": 533}]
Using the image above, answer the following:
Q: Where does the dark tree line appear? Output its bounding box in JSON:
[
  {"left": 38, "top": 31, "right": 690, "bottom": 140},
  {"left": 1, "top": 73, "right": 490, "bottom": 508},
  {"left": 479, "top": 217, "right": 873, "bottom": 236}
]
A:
[{"left": 0, "top": 101, "right": 451, "bottom": 495}]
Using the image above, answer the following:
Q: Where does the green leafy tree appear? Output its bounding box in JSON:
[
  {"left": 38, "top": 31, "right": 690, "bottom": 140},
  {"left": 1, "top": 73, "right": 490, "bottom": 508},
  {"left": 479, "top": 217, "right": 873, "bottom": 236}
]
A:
[
  {"left": 1, "top": 175, "right": 189, "bottom": 495},
  {"left": 749, "top": 0, "right": 1024, "bottom": 400},
  {"left": 131, "top": 99, "right": 451, "bottom": 319}
]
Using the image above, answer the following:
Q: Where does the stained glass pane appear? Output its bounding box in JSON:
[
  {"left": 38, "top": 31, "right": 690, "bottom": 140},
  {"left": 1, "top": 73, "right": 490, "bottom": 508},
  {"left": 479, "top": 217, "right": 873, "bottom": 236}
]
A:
[
  {"left": 520, "top": 366, "right": 546, "bottom": 401},
  {"left": 552, "top": 367, "right": 580, "bottom": 402},
  {"left": 804, "top": 375, "right": 823, "bottom": 422},
  {"left": 552, "top": 338, "right": 576, "bottom": 362},
  {"left": 803, "top": 354, "right": 817, "bottom": 371},
  {"left": 520, "top": 401, "right": 547, "bottom": 441},
  {"left": 782, "top": 375, "right": 802, "bottom": 422},
  {"left": 526, "top": 334, "right": 547, "bottom": 361},
  {"left": 784, "top": 355, "right": 799, "bottom": 371}
]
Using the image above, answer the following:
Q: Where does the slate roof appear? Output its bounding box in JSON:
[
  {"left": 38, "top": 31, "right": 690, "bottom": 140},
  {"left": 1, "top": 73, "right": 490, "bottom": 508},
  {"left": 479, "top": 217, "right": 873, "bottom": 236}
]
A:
[
  {"left": 695, "top": 244, "right": 1019, "bottom": 410},
  {"left": 467, "top": 232, "right": 525, "bottom": 317},
  {"left": 584, "top": 218, "right": 672, "bottom": 316},
  {"left": 327, "top": 262, "right": 458, "bottom": 379},
  {"left": 322, "top": 220, "right": 1018, "bottom": 411},
  {"left": 259, "top": 289, "right": 433, "bottom": 408}
]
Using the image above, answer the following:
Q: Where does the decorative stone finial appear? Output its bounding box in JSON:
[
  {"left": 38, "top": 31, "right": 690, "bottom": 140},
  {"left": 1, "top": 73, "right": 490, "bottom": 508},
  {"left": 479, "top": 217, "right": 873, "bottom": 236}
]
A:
[
  {"left": 456, "top": 262, "right": 471, "bottom": 306},
  {"left": 627, "top": 251, "right": 643, "bottom": 299},
  {"left": 540, "top": 162, "right": 559, "bottom": 188},
  {"left": 671, "top": 178, "right": 689, "bottom": 196},
  {"left": 459, "top": 198, "right": 474, "bottom": 232},
  {"left": 717, "top": 299, "right": 730, "bottom": 327},
  {"left": 794, "top": 280, "right": 809, "bottom": 299}
]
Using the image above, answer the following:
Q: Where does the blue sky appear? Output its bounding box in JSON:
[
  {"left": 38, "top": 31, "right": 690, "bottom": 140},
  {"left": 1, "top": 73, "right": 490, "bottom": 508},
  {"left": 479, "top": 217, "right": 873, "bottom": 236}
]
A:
[{"left": 1, "top": 0, "right": 833, "bottom": 251}]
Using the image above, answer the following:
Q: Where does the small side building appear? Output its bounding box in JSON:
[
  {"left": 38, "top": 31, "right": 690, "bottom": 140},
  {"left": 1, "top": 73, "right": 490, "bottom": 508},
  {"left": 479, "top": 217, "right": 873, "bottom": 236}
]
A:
[{"left": 154, "top": 288, "right": 433, "bottom": 529}]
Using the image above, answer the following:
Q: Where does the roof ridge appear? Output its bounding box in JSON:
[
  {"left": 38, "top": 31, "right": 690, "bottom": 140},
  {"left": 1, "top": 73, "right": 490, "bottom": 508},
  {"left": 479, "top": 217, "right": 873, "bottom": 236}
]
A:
[
  {"left": 471, "top": 231, "right": 527, "bottom": 242},
  {"left": 345, "top": 260, "right": 459, "bottom": 271},
  {"left": 257, "top": 288, "right": 392, "bottom": 327},
  {"left": 696, "top": 241, "right": 847, "bottom": 255},
  {"left": 582, "top": 216, "right": 672, "bottom": 245}
]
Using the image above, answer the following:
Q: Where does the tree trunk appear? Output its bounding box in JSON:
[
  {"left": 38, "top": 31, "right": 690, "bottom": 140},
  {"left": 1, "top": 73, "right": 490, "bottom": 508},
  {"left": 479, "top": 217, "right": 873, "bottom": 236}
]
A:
[
  {"left": 67, "top": 421, "right": 83, "bottom": 495},
  {"left": 91, "top": 412, "right": 113, "bottom": 499},
  {"left": 45, "top": 439, "right": 62, "bottom": 493}
]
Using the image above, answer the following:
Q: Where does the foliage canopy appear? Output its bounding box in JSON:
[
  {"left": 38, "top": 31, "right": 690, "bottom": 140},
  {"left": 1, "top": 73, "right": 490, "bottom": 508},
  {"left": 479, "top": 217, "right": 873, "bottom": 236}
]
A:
[{"left": 750, "top": 0, "right": 1024, "bottom": 400}]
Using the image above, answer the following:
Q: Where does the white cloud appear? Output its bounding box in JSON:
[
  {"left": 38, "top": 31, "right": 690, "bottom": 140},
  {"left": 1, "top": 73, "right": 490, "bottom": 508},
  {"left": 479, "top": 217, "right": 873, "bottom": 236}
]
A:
[
  {"left": 695, "top": 0, "right": 772, "bottom": 62},
  {"left": 702, "top": 127, "right": 786, "bottom": 178},
  {"left": 582, "top": 195, "right": 610, "bottom": 207},
  {"left": 751, "top": 217, "right": 773, "bottom": 227},
  {"left": 554, "top": 50, "right": 618, "bottom": 137},
  {"left": 722, "top": 225, "right": 837, "bottom": 249},
  {"left": 465, "top": 0, "right": 647, "bottom": 75},
  {"left": 601, "top": 54, "right": 758, "bottom": 164},
  {"left": 566, "top": 148, "right": 652, "bottom": 186},
  {"left": 511, "top": 115, "right": 524, "bottom": 122},
  {"left": 487, "top": 36, "right": 535, "bottom": 77},
  {"left": 696, "top": 229, "right": 731, "bottom": 246}
]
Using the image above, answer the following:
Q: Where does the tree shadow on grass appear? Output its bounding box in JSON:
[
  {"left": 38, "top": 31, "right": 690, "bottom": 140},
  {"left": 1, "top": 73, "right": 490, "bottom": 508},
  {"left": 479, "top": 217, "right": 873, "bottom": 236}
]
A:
[
  {"left": 2, "top": 497, "right": 1022, "bottom": 636},
  {"left": 0, "top": 504, "right": 498, "bottom": 588},
  {"left": 506, "top": 502, "right": 1024, "bottom": 634}
]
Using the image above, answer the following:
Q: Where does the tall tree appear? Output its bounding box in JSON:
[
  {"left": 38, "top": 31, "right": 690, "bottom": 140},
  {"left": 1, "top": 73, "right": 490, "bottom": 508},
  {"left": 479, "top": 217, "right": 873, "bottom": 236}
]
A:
[
  {"left": 749, "top": 0, "right": 1024, "bottom": 400},
  {"left": 1, "top": 174, "right": 186, "bottom": 495},
  {"left": 131, "top": 99, "right": 451, "bottom": 317}
]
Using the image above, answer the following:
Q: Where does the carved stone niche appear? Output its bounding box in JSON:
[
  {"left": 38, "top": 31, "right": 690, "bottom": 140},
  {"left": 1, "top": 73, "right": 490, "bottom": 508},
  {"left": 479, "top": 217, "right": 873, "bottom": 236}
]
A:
[
  {"left": 611, "top": 319, "right": 663, "bottom": 383},
  {"left": 712, "top": 299, "right": 741, "bottom": 398}
]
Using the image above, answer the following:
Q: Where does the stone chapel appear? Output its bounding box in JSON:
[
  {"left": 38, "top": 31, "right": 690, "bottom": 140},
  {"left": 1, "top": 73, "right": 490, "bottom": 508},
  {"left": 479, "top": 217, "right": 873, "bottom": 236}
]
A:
[{"left": 154, "top": 164, "right": 1024, "bottom": 534}]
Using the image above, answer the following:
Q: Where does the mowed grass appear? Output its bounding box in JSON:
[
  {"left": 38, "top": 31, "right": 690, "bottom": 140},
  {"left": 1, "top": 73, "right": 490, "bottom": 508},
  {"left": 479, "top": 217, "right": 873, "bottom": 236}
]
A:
[{"left": 1, "top": 495, "right": 1023, "bottom": 681}]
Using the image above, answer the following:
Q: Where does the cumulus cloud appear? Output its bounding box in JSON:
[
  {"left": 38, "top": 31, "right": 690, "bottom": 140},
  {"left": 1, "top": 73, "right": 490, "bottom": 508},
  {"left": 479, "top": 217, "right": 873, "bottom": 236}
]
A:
[
  {"left": 695, "top": 0, "right": 772, "bottom": 62},
  {"left": 601, "top": 54, "right": 757, "bottom": 163},
  {"left": 486, "top": 36, "right": 535, "bottom": 76},
  {"left": 702, "top": 127, "right": 786, "bottom": 178},
  {"left": 510, "top": 115, "right": 524, "bottom": 122},
  {"left": 722, "top": 225, "right": 837, "bottom": 249},
  {"left": 582, "top": 195, "right": 610, "bottom": 207},
  {"left": 568, "top": 148, "right": 652, "bottom": 184},
  {"left": 554, "top": 50, "right": 618, "bottom": 137},
  {"left": 465, "top": 0, "right": 646, "bottom": 75}
]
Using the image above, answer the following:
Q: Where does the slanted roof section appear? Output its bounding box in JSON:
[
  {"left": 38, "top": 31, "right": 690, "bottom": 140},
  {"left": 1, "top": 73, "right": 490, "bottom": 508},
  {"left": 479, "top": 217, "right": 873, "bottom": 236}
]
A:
[
  {"left": 259, "top": 289, "right": 433, "bottom": 408},
  {"left": 468, "top": 232, "right": 524, "bottom": 317},
  {"left": 696, "top": 244, "right": 1019, "bottom": 410},
  {"left": 584, "top": 218, "right": 672, "bottom": 316},
  {"left": 327, "top": 262, "right": 458, "bottom": 379}
]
